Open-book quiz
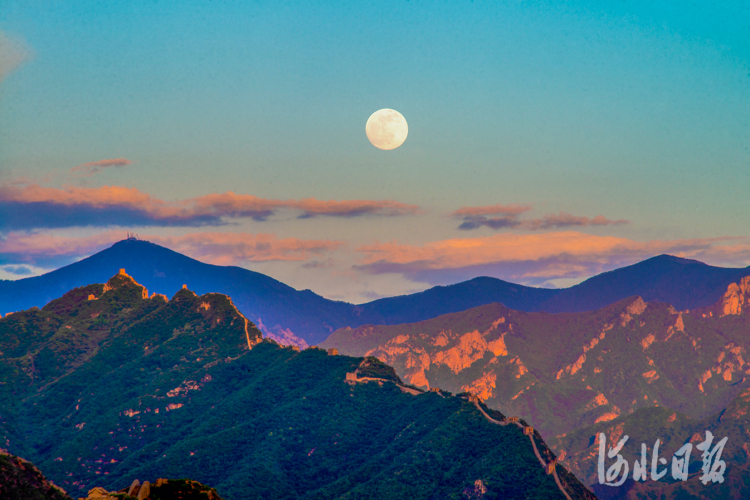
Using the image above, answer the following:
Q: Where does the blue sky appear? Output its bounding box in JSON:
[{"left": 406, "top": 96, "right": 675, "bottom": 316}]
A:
[{"left": 1, "top": 1, "right": 749, "bottom": 301}]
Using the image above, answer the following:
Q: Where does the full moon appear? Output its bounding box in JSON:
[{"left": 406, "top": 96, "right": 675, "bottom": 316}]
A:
[{"left": 366, "top": 109, "right": 408, "bottom": 150}]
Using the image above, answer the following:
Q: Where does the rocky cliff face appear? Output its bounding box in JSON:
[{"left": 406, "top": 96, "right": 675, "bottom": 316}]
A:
[
  {"left": 322, "top": 279, "right": 750, "bottom": 498},
  {"left": 0, "top": 450, "right": 224, "bottom": 500},
  {"left": 718, "top": 275, "right": 750, "bottom": 316},
  {"left": 78, "top": 478, "right": 223, "bottom": 500},
  {"left": 0, "top": 449, "right": 72, "bottom": 500},
  {"left": 326, "top": 282, "right": 750, "bottom": 434}
]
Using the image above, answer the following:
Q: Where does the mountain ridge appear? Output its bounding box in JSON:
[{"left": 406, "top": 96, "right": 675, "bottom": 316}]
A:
[{"left": 2, "top": 239, "right": 748, "bottom": 347}]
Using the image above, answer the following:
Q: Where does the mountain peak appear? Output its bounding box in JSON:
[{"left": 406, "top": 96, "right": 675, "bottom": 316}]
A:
[
  {"left": 644, "top": 254, "right": 705, "bottom": 265},
  {"left": 626, "top": 296, "right": 647, "bottom": 315},
  {"left": 171, "top": 284, "right": 198, "bottom": 301},
  {"left": 101, "top": 268, "right": 148, "bottom": 299}
]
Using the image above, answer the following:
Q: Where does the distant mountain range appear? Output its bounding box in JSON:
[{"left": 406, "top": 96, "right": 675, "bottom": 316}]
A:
[
  {"left": 1, "top": 238, "right": 749, "bottom": 347},
  {"left": 0, "top": 272, "right": 594, "bottom": 499},
  {"left": 321, "top": 277, "right": 750, "bottom": 499}
]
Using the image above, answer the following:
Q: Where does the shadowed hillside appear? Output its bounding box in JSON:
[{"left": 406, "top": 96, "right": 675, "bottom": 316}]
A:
[{"left": 537, "top": 254, "right": 750, "bottom": 313}]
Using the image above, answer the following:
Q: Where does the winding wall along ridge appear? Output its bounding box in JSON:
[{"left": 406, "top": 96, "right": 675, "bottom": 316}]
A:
[
  {"left": 346, "top": 368, "right": 579, "bottom": 500},
  {"left": 472, "top": 401, "right": 574, "bottom": 500}
]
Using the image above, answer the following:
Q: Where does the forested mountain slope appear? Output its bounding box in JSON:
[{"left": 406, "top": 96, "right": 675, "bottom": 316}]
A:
[{"left": 0, "top": 272, "right": 595, "bottom": 500}]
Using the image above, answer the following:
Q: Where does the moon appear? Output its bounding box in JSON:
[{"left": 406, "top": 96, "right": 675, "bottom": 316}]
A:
[{"left": 366, "top": 109, "right": 408, "bottom": 150}]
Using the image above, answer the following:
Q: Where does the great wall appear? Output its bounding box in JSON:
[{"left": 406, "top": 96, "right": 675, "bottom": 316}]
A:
[
  {"left": 342, "top": 359, "right": 580, "bottom": 500},
  {"left": 471, "top": 399, "right": 571, "bottom": 500}
]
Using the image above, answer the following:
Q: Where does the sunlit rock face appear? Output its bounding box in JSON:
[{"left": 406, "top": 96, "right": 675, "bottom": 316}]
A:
[
  {"left": 324, "top": 279, "right": 750, "bottom": 441},
  {"left": 262, "top": 328, "right": 309, "bottom": 350},
  {"left": 367, "top": 315, "right": 514, "bottom": 392},
  {"left": 720, "top": 276, "right": 750, "bottom": 316},
  {"left": 323, "top": 282, "right": 750, "bottom": 498}
]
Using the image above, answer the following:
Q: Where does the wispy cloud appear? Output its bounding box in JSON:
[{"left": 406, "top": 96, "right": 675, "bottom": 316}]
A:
[
  {"left": 451, "top": 203, "right": 532, "bottom": 217},
  {"left": 523, "top": 213, "right": 629, "bottom": 230},
  {"left": 451, "top": 204, "right": 628, "bottom": 231},
  {"left": 457, "top": 215, "right": 521, "bottom": 230},
  {"left": 188, "top": 192, "right": 418, "bottom": 222},
  {"left": 0, "top": 231, "right": 123, "bottom": 269},
  {"left": 0, "top": 231, "right": 345, "bottom": 269},
  {"left": 295, "top": 198, "right": 418, "bottom": 218},
  {"left": 1, "top": 265, "right": 34, "bottom": 276},
  {"left": 0, "top": 184, "right": 419, "bottom": 230},
  {"left": 302, "top": 259, "right": 334, "bottom": 269},
  {"left": 70, "top": 158, "right": 133, "bottom": 177},
  {"left": 0, "top": 32, "right": 30, "bottom": 83},
  {"left": 151, "top": 232, "right": 345, "bottom": 265},
  {"left": 355, "top": 232, "right": 750, "bottom": 286}
]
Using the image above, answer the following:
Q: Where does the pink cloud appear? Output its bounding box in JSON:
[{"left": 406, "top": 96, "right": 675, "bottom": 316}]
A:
[
  {"left": 0, "top": 231, "right": 345, "bottom": 268},
  {"left": 0, "top": 184, "right": 419, "bottom": 229},
  {"left": 70, "top": 158, "right": 133, "bottom": 177},
  {"left": 0, "top": 32, "right": 30, "bottom": 83},
  {"left": 355, "top": 231, "right": 750, "bottom": 285},
  {"left": 148, "top": 232, "right": 345, "bottom": 265},
  {"left": 185, "top": 192, "right": 418, "bottom": 219},
  {"left": 0, "top": 231, "right": 123, "bottom": 261},
  {"left": 356, "top": 232, "right": 635, "bottom": 268},
  {"left": 1, "top": 184, "right": 157, "bottom": 207},
  {"left": 451, "top": 203, "right": 629, "bottom": 231},
  {"left": 521, "top": 212, "right": 629, "bottom": 230},
  {"left": 450, "top": 203, "right": 532, "bottom": 217},
  {"left": 293, "top": 198, "right": 418, "bottom": 218}
]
